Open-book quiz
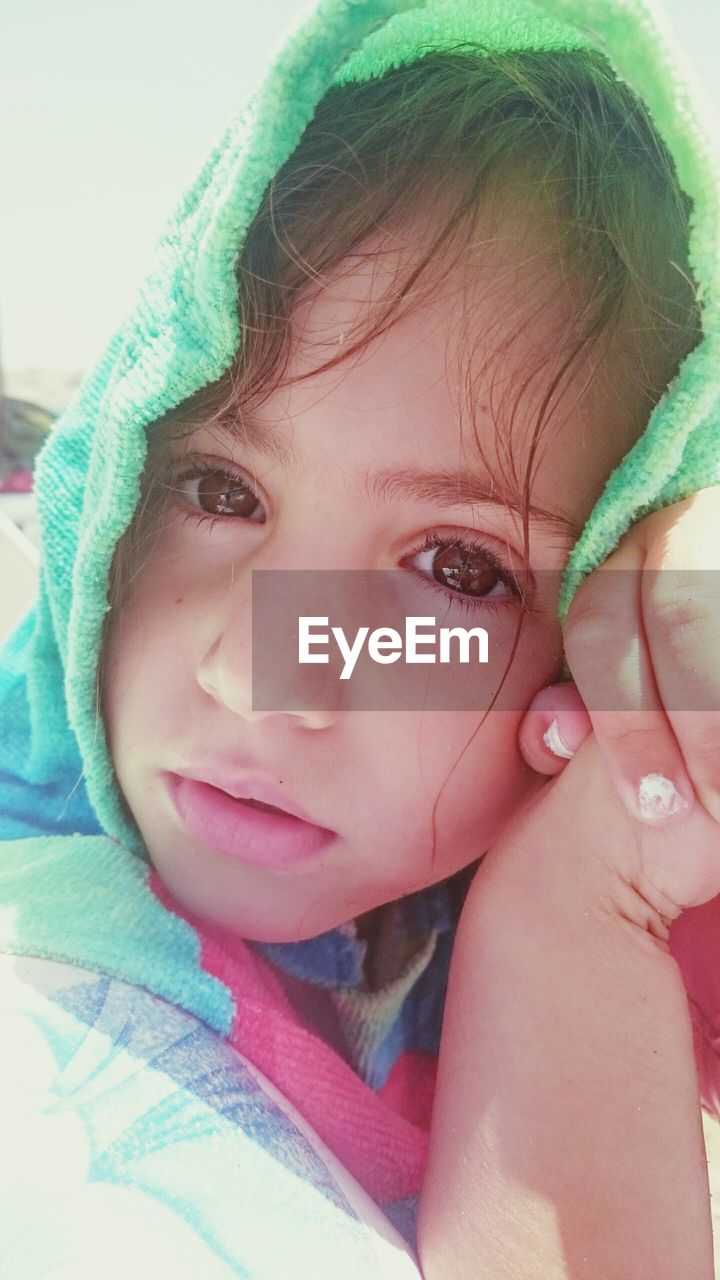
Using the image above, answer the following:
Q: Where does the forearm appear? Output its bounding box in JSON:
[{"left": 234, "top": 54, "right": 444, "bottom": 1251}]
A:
[{"left": 416, "top": 792, "right": 713, "bottom": 1278}]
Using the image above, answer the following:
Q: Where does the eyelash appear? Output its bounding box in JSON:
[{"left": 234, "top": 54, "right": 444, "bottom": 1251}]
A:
[
  {"left": 168, "top": 456, "right": 530, "bottom": 616},
  {"left": 411, "top": 532, "right": 528, "bottom": 616}
]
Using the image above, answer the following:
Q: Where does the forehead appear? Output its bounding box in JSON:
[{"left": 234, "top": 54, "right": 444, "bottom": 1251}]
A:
[
  {"left": 248, "top": 202, "right": 645, "bottom": 535},
  {"left": 277, "top": 203, "right": 569, "bottom": 432},
  {"left": 289, "top": 195, "right": 567, "bottom": 373}
]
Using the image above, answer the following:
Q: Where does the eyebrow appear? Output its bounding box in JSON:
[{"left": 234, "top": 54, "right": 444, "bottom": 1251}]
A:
[
  {"left": 211, "top": 414, "right": 581, "bottom": 538},
  {"left": 358, "top": 466, "right": 581, "bottom": 537}
]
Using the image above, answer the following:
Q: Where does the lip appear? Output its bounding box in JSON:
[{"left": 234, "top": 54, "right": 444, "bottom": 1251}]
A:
[
  {"left": 166, "top": 771, "right": 335, "bottom": 870},
  {"left": 175, "top": 766, "right": 322, "bottom": 824}
]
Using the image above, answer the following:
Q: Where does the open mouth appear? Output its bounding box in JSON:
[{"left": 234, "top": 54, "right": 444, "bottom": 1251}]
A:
[
  {"left": 167, "top": 773, "right": 334, "bottom": 869},
  {"left": 209, "top": 785, "right": 306, "bottom": 823},
  {"left": 235, "top": 796, "right": 293, "bottom": 817}
]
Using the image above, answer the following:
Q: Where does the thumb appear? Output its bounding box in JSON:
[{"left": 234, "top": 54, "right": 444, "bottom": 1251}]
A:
[{"left": 518, "top": 682, "right": 593, "bottom": 776}]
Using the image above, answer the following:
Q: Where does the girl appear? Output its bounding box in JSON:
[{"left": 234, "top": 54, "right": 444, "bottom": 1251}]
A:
[{"left": 2, "top": 1, "right": 720, "bottom": 1276}]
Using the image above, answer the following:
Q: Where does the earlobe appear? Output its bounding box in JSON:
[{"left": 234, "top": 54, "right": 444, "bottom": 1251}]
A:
[{"left": 518, "top": 681, "right": 592, "bottom": 776}]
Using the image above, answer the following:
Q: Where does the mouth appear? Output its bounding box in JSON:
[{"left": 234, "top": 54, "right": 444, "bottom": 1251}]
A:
[
  {"left": 166, "top": 773, "right": 335, "bottom": 871},
  {"left": 238, "top": 796, "right": 291, "bottom": 816}
]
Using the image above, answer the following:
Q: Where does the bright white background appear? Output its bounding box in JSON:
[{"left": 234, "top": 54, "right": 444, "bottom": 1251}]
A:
[{"left": 1, "top": 0, "right": 717, "bottom": 374}]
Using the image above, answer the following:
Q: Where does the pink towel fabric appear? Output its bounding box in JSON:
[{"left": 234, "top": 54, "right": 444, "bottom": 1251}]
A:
[
  {"left": 150, "top": 869, "right": 433, "bottom": 1204},
  {"left": 148, "top": 862, "right": 720, "bottom": 1209}
]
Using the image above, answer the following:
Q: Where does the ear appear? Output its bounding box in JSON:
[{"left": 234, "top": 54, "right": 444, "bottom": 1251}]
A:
[{"left": 518, "top": 681, "right": 592, "bottom": 776}]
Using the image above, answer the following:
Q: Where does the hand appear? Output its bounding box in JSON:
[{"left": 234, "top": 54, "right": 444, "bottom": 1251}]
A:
[
  {"left": 517, "top": 486, "right": 720, "bottom": 916},
  {"left": 518, "top": 682, "right": 720, "bottom": 920},
  {"left": 559, "top": 486, "right": 720, "bottom": 828}
]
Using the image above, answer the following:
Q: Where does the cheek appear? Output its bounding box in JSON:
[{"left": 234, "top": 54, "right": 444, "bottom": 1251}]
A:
[
  {"left": 427, "top": 710, "right": 535, "bottom": 850},
  {"left": 361, "top": 709, "right": 535, "bottom": 866},
  {"left": 101, "top": 554, "right": 199, "bottom": 753},
  {"left": 342, "top": 615, "right": 561, "bottom": 861}
]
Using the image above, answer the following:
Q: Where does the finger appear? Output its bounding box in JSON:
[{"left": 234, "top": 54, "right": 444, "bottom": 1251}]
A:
[
  {"left": 518, "top": 682, "right": 592, "bottom": 775},
  {"left": 564, "top": 534, "right": 696, "bottom": 824},
  {"left": 640, "top": 488, "right": 720, "bottom": 825}
]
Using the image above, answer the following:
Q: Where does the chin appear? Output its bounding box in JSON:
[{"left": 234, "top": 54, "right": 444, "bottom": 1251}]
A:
[
  {"left": 202, "top": 896, "right": 347, "bottom": 943},
  {"left": 235, "top": 918, "right": 338, "bottom": 944}
]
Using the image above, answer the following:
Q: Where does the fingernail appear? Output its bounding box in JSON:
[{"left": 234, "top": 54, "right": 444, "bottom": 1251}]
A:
[
  {"left": 637, "top": 773, "right": 689, "bottom": 822},
  {"left": 543, "top": 718, "right": 575, "bottom": 760}
]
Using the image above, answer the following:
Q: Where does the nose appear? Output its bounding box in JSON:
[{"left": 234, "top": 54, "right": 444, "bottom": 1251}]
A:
[
  {"left": 195, "top": 547, "right": 346, "bottom": 729},
  {"left": 197, "top": 632, "right": 340, "bottom": 728}
]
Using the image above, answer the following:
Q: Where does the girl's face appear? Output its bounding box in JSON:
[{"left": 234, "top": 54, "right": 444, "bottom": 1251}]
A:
[{"left": 102, "top": 207, "right": 644, "bottom": 941}]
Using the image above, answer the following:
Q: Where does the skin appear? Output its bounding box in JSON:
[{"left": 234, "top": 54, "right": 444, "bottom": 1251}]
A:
[
  {"left": 562, "top": 488, "right": 720, "bottom": 833},
  {"left": 102, "top": 201, "right": 650, "bottom": 944},
  {"left": 417, "top": 732, "right": 717, "bottom": 1279}
]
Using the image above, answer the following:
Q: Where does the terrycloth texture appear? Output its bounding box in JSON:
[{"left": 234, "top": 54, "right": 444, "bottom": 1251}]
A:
[
  {"left": 0, "top": 837, "right": 433, "bottom": 1205},
  {"left": 2, "top": 0, "right": 720, "bottom": 1258},
  {"left": 0, "top": 832, "right": 466, "bottom": 1258},
  {"left": 0, "top": 953, "right": 424, "bottom": 1275}
]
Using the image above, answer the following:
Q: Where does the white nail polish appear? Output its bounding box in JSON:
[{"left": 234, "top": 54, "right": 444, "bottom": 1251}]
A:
[
  {"left": 543, "top": 718, "right": 575, "bottom": 760},
  {"left": 637, "top": 773, "right": 688, "bottom": 821}
]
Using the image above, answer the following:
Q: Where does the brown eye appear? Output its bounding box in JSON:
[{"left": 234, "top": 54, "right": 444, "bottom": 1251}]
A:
[
  {"left": 404, "top": 530, "right": 528, "bottom": 613},
  {"left": 430, "top": 542, "right": 501, "bottom": 598},
  {"left": 197, "top": 469, "right": 259, "bottom": 517},
  {"left": 178, "top": 465, "right": 264, "bottom": 519}
]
